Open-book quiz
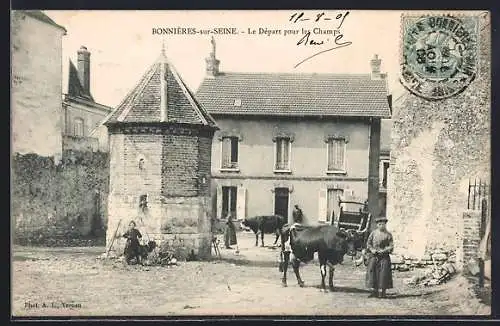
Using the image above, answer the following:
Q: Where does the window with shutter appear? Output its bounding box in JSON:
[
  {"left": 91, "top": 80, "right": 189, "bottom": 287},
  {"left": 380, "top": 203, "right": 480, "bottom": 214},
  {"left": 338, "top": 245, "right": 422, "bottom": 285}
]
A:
[
  {"left": 327, "top": 138, "right": 346, "bottom": 173},
  {"left": 318, "top": 188, "right": 328, "bottom": 223},
  {"left": 275, "top": 137, "right": 291, "bottom": 171},
  {"left": 221, "top": 137, "right": 239, "bottom": 170}
]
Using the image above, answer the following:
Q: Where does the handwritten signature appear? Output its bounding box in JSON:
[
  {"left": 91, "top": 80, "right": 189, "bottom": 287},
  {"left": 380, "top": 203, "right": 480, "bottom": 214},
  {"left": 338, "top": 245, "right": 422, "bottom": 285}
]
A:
[
  {"left": 294, "top": 32, "right": 352, "bottom": 68},
  {"left": 289, "top": 11, "right": 353, "bottom": 68}
]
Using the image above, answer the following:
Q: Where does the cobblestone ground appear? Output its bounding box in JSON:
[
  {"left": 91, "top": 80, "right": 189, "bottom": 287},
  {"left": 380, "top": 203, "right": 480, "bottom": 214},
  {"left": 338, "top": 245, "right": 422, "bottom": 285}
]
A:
[{"left": 12, "top": 232, "right": 490, "bottom": 317}]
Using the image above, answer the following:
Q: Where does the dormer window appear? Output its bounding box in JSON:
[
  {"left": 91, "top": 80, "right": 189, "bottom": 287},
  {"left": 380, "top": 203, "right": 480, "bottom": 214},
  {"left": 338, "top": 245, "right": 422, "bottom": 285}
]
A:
[{"left": 234, "top": 99, "right": 242, "bottom": 107}]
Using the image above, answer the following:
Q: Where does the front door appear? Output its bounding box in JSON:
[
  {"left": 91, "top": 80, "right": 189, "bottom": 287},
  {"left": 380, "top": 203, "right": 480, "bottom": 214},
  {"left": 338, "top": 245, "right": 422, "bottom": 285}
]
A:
[
  {"left": 327, "top": 189, "right": 344, "bottom": 224},
  {"left": 274, "top": 187, "right": 289, "bottom": 221},
  {"left": 222, "top": 186, "right": 237, "bottom": 219}
]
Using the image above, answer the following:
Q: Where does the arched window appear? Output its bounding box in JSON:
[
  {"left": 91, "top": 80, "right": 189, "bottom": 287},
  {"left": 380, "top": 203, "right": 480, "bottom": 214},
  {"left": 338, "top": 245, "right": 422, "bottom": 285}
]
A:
[{"left": 73, "top": 118, "right": 84, "bottom": 137}]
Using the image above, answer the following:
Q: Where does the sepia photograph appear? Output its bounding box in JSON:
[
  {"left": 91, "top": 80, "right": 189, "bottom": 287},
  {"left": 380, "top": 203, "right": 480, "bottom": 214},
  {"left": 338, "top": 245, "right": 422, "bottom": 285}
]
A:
[{"left": 10, "top": 10, "right": 491, "bottom": 317}]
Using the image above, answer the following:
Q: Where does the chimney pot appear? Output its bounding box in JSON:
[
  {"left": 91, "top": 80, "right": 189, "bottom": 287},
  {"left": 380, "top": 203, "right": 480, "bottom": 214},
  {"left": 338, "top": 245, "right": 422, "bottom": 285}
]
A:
[{"left": 370, "top": 54, "right": 382, "bottom": 79}]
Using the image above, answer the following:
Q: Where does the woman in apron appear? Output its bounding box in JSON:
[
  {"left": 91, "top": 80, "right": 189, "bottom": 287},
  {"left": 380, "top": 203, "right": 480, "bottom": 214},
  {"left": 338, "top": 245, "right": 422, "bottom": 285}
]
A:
[{"left": 365, "top": 217, "right": 394, "bottom": 298}]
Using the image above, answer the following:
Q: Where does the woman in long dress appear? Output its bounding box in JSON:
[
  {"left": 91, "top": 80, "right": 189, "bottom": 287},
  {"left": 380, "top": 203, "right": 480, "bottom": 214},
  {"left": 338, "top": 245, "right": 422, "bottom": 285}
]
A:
[
  {"left": 122, "top": 220, "right": 143, "bottom": 265},
  {"left": 224, "top": 214, "right": 237, "bottom": 249},
  {"left": 365, "top": 217, "right": 394, "bottom": 298}
]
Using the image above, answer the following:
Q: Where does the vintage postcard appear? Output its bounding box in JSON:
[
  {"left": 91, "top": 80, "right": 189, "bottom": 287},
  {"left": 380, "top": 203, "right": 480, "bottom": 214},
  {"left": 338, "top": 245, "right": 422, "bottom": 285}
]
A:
[{"left": 11, "top": 10, "right": 491, "bottom": 317}]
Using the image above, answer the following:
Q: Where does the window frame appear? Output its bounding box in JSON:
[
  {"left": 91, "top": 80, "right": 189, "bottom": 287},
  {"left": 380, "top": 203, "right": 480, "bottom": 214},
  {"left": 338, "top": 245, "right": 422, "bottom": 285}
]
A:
[
  {"left": 381, "top": 159, "right": 390, "bottom": 189},
  {"left": 219, "top": 136, "right": 240, "bottom": 172},
  {"left": 73, "top": 117, "right": 85, "bottom": 137},
  {"left": 273, "top": 136, "right": 292, "bottom": 173},
  {"left": 326, "top": 137, "right": 347, "bottom": 175}
]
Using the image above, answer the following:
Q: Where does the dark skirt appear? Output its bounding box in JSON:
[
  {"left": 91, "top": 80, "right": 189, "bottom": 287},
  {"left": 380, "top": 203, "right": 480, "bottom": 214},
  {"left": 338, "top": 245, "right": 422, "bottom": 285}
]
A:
[
  {"left": 224, "top": 223, "right": 237, "bottom": 247},
  {"left": 365, "top": 254, "right": 393, "bottom": 289},
  {"left": 124, "top": 239, "right": 140, "bottom": 259}
]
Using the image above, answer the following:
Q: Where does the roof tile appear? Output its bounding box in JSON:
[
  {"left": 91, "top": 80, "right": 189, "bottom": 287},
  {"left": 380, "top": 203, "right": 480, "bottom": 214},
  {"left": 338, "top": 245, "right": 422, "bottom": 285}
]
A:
[
  {"left": 196, "top": 73, "right": 391, "bottom": 118},
  {"left": 105, "top": 54, "right": 217, "bottom": 127}
]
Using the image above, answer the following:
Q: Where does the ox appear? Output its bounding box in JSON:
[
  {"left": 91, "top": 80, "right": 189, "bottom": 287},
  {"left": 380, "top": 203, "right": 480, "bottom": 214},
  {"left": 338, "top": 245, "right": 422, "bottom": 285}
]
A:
[
  {"left": 241, "top": 215, "right": 287, "bottom": 247},
  {"left": 279, "top": 223, "right": 357, "bottom": 291}
]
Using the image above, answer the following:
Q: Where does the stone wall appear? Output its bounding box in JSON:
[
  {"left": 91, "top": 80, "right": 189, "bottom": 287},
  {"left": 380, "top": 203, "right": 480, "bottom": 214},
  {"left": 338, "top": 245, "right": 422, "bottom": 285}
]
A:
[
  {"left": 11, "top": 11, "right": 65, "bottom": 162},
  {"left": 62, "top": 135, "right": 99, "bottom": 152},
  {"left": 107, "top": 196, "right": 212, "bottom": 260},
  {"left": 387, "top": 14, "right": 490, "bottom": 258},
  {"left": 12, "top": 151, "right": 109, "bottom": 245},
  {"left": 161, "top": 134, "right": 201, "bottom": 197},
  {"left": 456, "top": 210, "right": 482, "bottom": 270},
  {"left": 106, "top": 128, "right": 215, "bottom": 260}
]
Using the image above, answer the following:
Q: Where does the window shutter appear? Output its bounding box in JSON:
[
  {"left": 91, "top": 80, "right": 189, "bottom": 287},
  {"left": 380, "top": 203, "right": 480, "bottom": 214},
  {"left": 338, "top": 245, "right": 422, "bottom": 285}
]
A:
[
  {"left": 216, "top": 185, "right": 223, "bottom": 219},
  {"left": 327, "top": 140, "right": 334, "bottom": 171},
  {"left": 221, "top": 138, "right": 230, "bottom": 168},
  {"left": 318, "top": 188, "right": 328, "bottom": 223},
  {"left": 236, "top": 186, "right": 247, "bottom": 220}
]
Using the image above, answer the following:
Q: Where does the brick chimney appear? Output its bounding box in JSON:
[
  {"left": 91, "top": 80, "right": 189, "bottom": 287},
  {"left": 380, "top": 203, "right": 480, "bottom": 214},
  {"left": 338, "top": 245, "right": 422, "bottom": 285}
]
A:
[
  {"left": 370, "top": 54, "right": 382, "bottom": 79},
  {"left": 77, "top": 46, "right": 91, "bottom": 95},
  {"left": 205, "top": 37, "right": 220, "bottom": 77}
]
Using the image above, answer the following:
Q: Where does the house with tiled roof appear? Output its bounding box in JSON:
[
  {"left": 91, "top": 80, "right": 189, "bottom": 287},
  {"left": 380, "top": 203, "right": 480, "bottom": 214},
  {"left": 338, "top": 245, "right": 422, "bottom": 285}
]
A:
[
  {"left": 11, "top": 10, "right": 67, "bottom": 162},
  {"left": 62, "top": 46, "right": 113, "bottom": 152},
  {"left": 102, "top": 47, "right": 218, "bottom": 259},
  {"left": 196, "top": 38, "right": 392, "bottom": 228}
]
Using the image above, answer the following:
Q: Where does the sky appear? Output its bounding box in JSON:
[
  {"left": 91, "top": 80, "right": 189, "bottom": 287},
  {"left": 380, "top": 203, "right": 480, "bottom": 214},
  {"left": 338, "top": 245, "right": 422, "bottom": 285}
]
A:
[{"left": 44, "top": 10, "right": 406, "bottom": 109}]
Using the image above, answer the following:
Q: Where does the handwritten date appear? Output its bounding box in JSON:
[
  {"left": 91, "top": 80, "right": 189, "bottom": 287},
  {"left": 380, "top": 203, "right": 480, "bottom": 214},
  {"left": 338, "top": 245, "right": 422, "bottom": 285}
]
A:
[{"left": 289, "top": 11, "right": 350, "bottom": 29}]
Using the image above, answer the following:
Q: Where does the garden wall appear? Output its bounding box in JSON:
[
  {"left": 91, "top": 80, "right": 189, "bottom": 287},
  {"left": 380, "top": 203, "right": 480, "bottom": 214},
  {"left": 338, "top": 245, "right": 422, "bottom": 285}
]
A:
[{"left": 11, "top": 151, "right": 109, "bottom": 246}]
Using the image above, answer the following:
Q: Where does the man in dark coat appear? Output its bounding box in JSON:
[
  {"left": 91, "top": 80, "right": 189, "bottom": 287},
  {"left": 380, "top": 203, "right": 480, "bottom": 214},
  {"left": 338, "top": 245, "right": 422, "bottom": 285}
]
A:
[
  {"left": 365, "top": 217, "right": 394, "bottom": 298},
  {"left": 224, "top": 214, "right": 237, "bottom": 249},
  {"left": 292, "top": 204, "right": 304, "bottom": 224},
  {"left": 122, "top": 220, "right": 143, "bottom": 265}
]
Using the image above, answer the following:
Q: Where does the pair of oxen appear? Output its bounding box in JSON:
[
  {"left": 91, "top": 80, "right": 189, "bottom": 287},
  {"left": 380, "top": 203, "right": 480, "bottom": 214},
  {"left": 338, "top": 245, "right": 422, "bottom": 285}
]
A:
[{"left": 241, "top": 215, "right": 366, "bottom": 292}]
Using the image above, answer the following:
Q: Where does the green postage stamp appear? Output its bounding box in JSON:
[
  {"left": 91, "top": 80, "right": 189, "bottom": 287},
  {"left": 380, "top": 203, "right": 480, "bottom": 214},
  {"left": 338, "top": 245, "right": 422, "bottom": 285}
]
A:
[{"left": 400, "top": 14, "right": 479, "bottom": 100}]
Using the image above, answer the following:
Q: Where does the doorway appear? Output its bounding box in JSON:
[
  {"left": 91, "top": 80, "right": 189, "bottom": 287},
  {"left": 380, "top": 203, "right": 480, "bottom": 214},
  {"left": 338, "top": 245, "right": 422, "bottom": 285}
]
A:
[
  {"left": 221, "top": 186, "right": 237, "bottom": 219},
  {"left": 327, "top": 188, "right": 344, "bottom": 224},
  {"left": 274, "top": 187, "right": 289, "bottom": 220}
]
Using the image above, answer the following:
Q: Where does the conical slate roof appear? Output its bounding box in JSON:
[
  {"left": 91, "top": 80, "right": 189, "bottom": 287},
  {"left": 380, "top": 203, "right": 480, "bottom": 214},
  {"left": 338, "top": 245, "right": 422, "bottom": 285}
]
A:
[{"left": 105, "top": 51, "right": 217, "bottom": 127}]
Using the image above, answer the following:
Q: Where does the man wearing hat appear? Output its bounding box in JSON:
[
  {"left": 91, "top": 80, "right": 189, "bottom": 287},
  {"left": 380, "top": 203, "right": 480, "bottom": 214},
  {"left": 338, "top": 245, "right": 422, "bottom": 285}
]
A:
[
  {"left": 365, "top": 216, "right": 394, "bottom": 298},
  {"left": 292, "top": 204, "right": 304, "bottom": 224}
]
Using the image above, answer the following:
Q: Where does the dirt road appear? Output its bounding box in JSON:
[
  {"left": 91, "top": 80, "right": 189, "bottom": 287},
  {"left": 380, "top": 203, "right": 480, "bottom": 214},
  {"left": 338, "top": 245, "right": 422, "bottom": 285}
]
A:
[{"left": 11, "top": 232, "right": 489, "bottom": 316}]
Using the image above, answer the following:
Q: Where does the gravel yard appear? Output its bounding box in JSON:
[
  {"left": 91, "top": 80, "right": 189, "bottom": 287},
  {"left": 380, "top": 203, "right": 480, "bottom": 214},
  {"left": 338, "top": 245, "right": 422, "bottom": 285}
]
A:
[{"left": 11, "top": 232, "right": 490, "bottom": 317}]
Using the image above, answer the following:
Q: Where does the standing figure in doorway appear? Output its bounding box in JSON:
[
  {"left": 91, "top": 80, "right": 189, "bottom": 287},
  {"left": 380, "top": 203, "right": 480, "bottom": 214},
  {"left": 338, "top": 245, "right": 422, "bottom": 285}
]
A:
[
  {"left": 122, "top": 220, "right": 143, "bottom": 265},
  {"left": 292, "top": 204, "right": 304, "bottom": 224},
  {"left": 365, "top": 217, "right": 394, "bottom": 298},
  {"left": 224, "top": 213, "right": 237, "bottom": 249}
]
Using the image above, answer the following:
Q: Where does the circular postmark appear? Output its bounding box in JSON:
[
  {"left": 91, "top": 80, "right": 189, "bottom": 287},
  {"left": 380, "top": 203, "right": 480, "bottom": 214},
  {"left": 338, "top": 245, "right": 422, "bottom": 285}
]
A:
[{"left": 400, "top": 15, "right": 478, "bottom": 100}]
